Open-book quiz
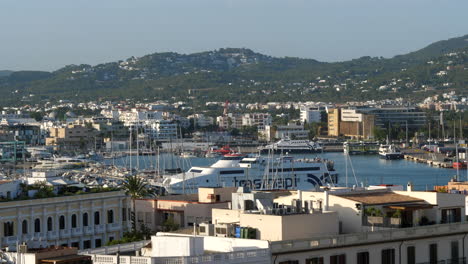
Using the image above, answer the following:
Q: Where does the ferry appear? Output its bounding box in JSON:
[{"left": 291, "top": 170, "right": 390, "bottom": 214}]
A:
[
  {"left": 378, "top": 144, "right": 402, "bottom": 160},
  {"left": 155, "top": 153, "right": 337, "bottom": 194},
  {"left": 259, "top": 138, "right": 323, "bottom": 153}
]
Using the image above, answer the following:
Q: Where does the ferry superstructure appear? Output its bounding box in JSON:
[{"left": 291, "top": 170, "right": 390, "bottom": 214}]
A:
[
  {"left": 156, "top": 154, "right": 337, "bottom": 194},
  {"left": 378, "top": 144, "right": 402, "bottom": 160},
  {"left": 260, "top": 138, "right": 323, "bottom": 153}
]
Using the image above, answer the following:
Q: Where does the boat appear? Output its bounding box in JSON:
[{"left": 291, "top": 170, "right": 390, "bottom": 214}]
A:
[
  {"left": 259, "top": 138, "right": 323, "bottom": 153},
  {"left": 343, "top": 141, "right": 379, "bottom": 155},
  {"left": 210, "top": 145, "right": 235, "bottom": 155},
  {"left": 378, "top": 144, "right": 402, "bottom": 160},
  {"left": 180, "top": 152, "right": 197, "bottom": 158},
  {"left": 155, "top": 153, "right": 338, "bottom": 194},
  {"left": 35, "top": 157, "right": 89, "bottom": 170}
]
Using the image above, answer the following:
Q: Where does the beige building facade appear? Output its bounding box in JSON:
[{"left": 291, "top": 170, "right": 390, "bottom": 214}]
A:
[{"left": 0, "top": 191, "right": 130, "bottom": 250}]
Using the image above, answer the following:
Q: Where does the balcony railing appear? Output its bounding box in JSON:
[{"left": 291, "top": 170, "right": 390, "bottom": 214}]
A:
[
  {"left": 84, "top": 226, "right": 94, "bottom": 235},
  {"left": 71, "top": 227, "right": 82, "bottom": 236},
  {"left": 95, "top": 224, "right": 106, "bottom": 233},
  {"left": 106, "top": 223, "right": 121, "bottom": 232},
  {"left": 271, "top": 222, "right": 468, "bottom": 254},
  {"left": 59, "top": 229, "right": 70, "bottom": 238},
  {"left": 364, "top": 216, "right": 406, "bottom": 228},
  {"left": 47, "top": 231, "right": 58, "bottom": 239}
]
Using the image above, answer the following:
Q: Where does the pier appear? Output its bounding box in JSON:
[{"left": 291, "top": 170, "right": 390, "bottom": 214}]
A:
[{"left": 403, "top": 148, "right": 453, "bottom": 168}]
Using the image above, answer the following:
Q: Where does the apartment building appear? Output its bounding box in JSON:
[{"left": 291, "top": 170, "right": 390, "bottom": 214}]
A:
[
  {"left": 135, "top": 187, "right": 236, "bottom": 231},
  {"left": 0, "top": 191, "right": 131, "bottom": 250},
  {"left": 45, "top": 123, "right": 98, "bottom": 150},
  {"left": 261, "top": 123, "right": 309, "bottom": 142},
  {"left": 300, "top": 105, "right": 325, "bottom": 123},
  {"left": 212, "top": 186, "right": 468, "bottom": 264},
  {"left": 242, "top": 113, "right": 272, "bottom": 130},
  {"left": 327, "top": 108, "right": 340, "bottom": 137}
]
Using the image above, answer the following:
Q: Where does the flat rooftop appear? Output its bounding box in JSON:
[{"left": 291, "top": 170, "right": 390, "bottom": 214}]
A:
[{"left": 336, "top": 191, "right": 424, "bottom": 205}]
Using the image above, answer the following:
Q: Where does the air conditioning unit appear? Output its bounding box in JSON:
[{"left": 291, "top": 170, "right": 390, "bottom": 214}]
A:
[
  {"left": 215, "top": 224, "right": 235, "bottom": 237},
  {"left": 199, "top": 223, "right": 215, "bottom": 236}
]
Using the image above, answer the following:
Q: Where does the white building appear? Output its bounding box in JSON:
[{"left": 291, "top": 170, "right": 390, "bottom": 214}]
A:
[
  {"left": 300, "top": 105, "right": 325, "bottom": 123},
  {"left": 144, "top": 120, "right": 178, "bottom": 141},
  {"left": 261, "top": 123, "right": 309, "bottom": 142},
  {"left": 242, "top": 113, "right": 272, "bottom": 130}
]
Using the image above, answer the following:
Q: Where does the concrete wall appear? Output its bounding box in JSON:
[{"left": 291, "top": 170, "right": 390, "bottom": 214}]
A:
[
  {"left": 150, "top": 236, "right": 204, "bottom": 257},
  {"left": 212, "top": 208, "right": 241, "bottom": 224}
]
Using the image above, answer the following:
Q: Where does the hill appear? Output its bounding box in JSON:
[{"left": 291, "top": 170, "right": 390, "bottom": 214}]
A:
[{"left": 0, "top": 35, "right": 467, "bottom": 105}]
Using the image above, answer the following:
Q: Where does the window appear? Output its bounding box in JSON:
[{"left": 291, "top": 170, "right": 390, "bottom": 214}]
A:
[
  {"left": 22, "top": 220, "right": 28, "bottom": 234},
  {"left": 330, "top": 254, "right": 346, "bottom": 264},
  {"left": 279, "top": 261, "right": 299, "bottom": 264},
  {"left": 407, "top": 246, "right": 415, "bottom": 264},
  {"left": 94, "top": 211, "right": 100, "bottom": 225},
  {"left": 381, "top": 249, "right": 395, "bottom": 264},
  {"left": 83, "top": 213, "right": 89, "bottom": 227},
  {"left": 216, "top": 195, "right": 221, "bottom": 202},
  {"left": 71, "top": 214, "right": 77, "bottom": 228},
  {"left": 357, "top": 252, "right": 369, "bottom": 264},
  {"left": 4, "top": 222, "right": 14, "bottom": 237},
  {"left": 34, "top": 218, "right": 40, "bottom": 233},
  {"left": 83, "top": 240, "right": 91, "bottom": 249},
  {"left": 71, "top": 242, "right": 79, "bottom": 249},
  {"left": 47, "top": 217, "right": 53, "bottom": 231},
  {"left": 59, "top": 215, "right": 66, "bottom": 230},
  {"left": 95, "top": 238, "right": 102, "bottom": 248},
  {"left": 441, "top": 208, "right": 461, "bottom": 223},
  {"left": 429, "top": 243, "right": 438, "bottom": 264},
  {"left": 122, "top": 208, "right": 127, "bottom": 221},
  {"left": 107, "top": 210, "right": 114, "bottom": 224},
  {"left": 306, "top": 257, "right": 324, "bottom": 264},
  {"left": 451, "top": 241, "right": 459, "bottom": 262}
]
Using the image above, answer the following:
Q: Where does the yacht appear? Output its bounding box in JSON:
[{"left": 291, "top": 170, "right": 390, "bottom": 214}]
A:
[
  {"left": 378, "top": 144, "right": 402, "bottom": 160},
  {"left": 259, "top": 138, "right": 323, "bottom": 153},
  {"left": 35, "top": 157, "right": 89, "bottom": 170},
  {"left": 155, "top": 153, "right": 337, "bottom": 194}
]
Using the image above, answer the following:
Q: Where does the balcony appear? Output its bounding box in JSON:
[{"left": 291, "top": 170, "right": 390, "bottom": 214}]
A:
[
  {"left": 107, "top": 223, "right": 121, "bottom": 232},
  {"left": 95, "top": 224, "right": 105, "bottom": 233},
  {"left": 84, "top": 226, "right": 94, "bottom": 235},
  {"left": 364, "top": 216, "right": 404, "bottom": 228},
  {"left": 59, "top": 229, "right": 70, "bottom": 238},
  {"left": 47, "top": 231, "right": 58, "bottom": 240},
  {"left": 71, "top": 227, "right": 82, "bottom": 236},
  {"left": 5, "top": 236, "right": 18, "bottom": 245},
  {"left": 32, "top": 233, "right": 46, "bottom": 239}
]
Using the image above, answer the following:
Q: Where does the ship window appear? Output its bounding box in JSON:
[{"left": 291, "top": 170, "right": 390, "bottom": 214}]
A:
[
  {"left": 269, "top": 167, "right": 320, "bottom": 172},
  {"left": 221, "top": 156, "right": 243, "bottom": 160},
  {"left": 189, "top": 169, "right": 203, "bottom": 173},
  {"left": 220, "top": 170, "right": 244, "bottom": 175}
]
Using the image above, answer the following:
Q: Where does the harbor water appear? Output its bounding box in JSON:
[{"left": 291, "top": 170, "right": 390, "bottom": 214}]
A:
[{"left": 105, "top": 152, "right": 467, "bottom": 191}]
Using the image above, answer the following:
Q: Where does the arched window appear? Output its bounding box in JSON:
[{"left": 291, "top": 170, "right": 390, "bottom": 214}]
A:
[
  {"left": 94, "top": 211, "right": 100, "bottom": 225},
  {"left": 22, "top": 220, "right": 28, "bottom": 234},
  {"left": 59, "top": 215, "right": 65, "bottom": 230},
  {"left": 47, "top": 217, "right": 53, "bottom": 231},
  {"left": 107, "top": 210, "right": 114, "bottom": 224},
  {"left": 71, "top": 214, "right": 77, "bottom": 228},
  {"left": 34, "top": 218, "right": 40, "bottom": 233},
  {"left": 83, "top": 213, "right": 88, "bottom": 227}
]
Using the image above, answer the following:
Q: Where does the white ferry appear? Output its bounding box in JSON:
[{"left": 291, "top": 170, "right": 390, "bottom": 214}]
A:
[
  {"left": 156, "top": 153, "right": 337, "bottom": 194},
  {"left": 378, "top": 144, "right": 402, "bottom": 160},
  {"left": 259, "top": 138, "right": 323, "bottom": 153}
]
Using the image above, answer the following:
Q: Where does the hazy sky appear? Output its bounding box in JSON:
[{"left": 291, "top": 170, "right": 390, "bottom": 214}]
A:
[{"left": 1, "top": 0, "right": 467, "bottom": 71}]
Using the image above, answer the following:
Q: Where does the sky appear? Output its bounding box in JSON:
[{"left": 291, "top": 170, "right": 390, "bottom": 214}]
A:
[{"left": 1, "top": 0, "right": 467, "bottom": 71}]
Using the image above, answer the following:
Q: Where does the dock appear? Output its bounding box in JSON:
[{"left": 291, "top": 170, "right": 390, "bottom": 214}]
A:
[{"left": 403, "top": 148, "right": 453, "bottom": 168}]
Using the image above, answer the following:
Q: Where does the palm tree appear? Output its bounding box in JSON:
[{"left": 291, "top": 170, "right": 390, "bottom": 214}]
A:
[{"left": 122, "top": 175, "right": 155, "bottom": 231}]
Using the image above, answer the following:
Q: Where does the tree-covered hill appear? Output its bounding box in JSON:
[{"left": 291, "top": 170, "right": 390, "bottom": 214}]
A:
[{"left": 1, "top": 35, "right": 467, "bottom": 105}]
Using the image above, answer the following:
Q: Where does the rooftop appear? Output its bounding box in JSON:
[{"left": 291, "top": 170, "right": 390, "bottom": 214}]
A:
[{"left": 336, "top": 191, "right": 424, "bottom": 205}]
